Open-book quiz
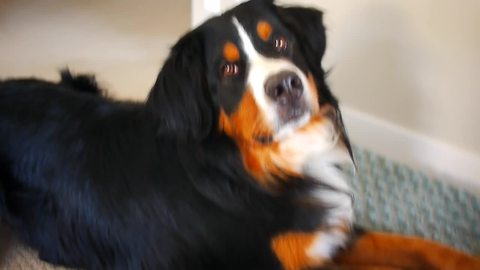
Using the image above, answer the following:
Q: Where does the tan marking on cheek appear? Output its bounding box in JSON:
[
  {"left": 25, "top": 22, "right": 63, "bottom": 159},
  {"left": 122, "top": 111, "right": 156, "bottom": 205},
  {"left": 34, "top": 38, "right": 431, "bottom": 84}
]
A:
[
  {"left": 220, "top": 96, "right": 333, "bottom": 186},
  {"left": 257, "top": 20, "right": 272, "bottom": 41},
  {"left": 219, "top": 90, "right": 271, "bottom": 143},
  {"left": 218, "top": 89, "right": 296, "bottom": 185},
  {"left": 307, "top": 73, "right": 320, "bottom": 115},
  {"left": 219, "top": 110, "right": 233, "bottom": 135},
  {"left": 223, "top": 42, "right": 240, "bottom": 62},
  {"left": 297, "top": 115, "right": 324, "bottom": 132},
  {"left": 218, "top": 86, "right": 334, "bottom": 185}
]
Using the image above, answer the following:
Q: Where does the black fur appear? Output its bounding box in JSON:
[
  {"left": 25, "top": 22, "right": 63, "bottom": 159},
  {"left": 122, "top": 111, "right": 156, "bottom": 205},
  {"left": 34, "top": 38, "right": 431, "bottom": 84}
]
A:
[
  {"left": 274, "top": 6, "right": 335, "bottom": 107},
  {"left": 0, "top": 1, "right": 344, "bottom": 269},
  {"left": 0, "top": 176, "right": 5, "bottom": 219},
  {"left": 147, "top": 30, "right": 214, "bottom": 141},
  {"left": 60, "top": 69, "right": 106, "bottom": 96},
  {"left": 274, "top": 6, "right": 355, "bottom": 161}
]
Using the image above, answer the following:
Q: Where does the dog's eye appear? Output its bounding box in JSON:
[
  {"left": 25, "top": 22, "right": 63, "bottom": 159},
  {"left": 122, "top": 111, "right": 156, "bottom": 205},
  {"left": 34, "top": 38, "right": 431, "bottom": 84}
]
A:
[
  {"left": 221, "top": 63, "right": 240, "bottom": 77},
  {"left": 274, "top": 37, "right": 288, "bottom": 51}
]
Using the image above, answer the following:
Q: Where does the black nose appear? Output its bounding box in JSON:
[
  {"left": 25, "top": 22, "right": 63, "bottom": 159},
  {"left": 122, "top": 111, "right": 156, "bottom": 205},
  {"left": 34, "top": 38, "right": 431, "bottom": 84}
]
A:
[{"left": 264, "top": 71, "right": 303, "bottom": 104}]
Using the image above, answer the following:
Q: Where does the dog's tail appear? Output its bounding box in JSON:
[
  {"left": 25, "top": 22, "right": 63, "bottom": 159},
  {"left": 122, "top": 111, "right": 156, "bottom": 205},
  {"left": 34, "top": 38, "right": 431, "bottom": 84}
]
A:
[{"left": 59, "top": 69, "right": 105, "bottom": 96}]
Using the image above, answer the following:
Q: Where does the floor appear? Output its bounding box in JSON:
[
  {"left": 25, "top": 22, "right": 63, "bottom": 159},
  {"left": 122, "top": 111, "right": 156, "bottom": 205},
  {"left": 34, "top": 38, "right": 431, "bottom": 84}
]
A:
[{"left": 345, "top": 146, "right": 480, "bottom": 254}]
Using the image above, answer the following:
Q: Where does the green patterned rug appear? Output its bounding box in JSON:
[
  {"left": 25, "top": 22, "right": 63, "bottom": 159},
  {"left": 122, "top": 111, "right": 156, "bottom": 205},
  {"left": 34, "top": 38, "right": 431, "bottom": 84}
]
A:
[{"left": 344, "top": 146, "right": 480, "bottom": 255}]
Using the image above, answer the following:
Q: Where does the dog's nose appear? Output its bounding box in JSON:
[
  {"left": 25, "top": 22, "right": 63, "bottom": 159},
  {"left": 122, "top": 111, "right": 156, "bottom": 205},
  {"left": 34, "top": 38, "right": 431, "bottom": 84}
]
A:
[{"left": 264, "top": 71, "right": 303, "bottom": 104}]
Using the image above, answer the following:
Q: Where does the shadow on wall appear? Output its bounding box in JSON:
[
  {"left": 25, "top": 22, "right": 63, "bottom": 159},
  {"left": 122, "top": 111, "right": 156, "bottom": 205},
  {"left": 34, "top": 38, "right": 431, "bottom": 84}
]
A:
[
  {"left": 0, "top": 0, "right": 191, "bottom": 100},
  {"left": 329, "top": 2, "right": 423, "bottom": 133},
  {"left": 325, "top": 0, "right": 480, "bottom": 155}
]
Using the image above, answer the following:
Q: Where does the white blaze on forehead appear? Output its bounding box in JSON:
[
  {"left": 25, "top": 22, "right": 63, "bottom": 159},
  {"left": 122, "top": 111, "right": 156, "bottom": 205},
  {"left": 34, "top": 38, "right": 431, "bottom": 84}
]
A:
[
  {"left": 231, "top": 16, "right": 314, "bottom": 131},
  {"left": 232, "top": 17, "right": 259, "bottom": 59}
]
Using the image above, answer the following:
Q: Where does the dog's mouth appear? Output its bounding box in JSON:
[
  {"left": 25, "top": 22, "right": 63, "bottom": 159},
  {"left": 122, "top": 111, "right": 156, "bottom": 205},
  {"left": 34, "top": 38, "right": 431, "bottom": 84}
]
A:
[
  {"left": 254, "top": 113, "right": 311, "bottom": 145},
  {"left": 254, "top": 135, "right": 274, "bottom": 145},
  {"left": 253, "top": 105, "right": 355, "bottom": 167}
]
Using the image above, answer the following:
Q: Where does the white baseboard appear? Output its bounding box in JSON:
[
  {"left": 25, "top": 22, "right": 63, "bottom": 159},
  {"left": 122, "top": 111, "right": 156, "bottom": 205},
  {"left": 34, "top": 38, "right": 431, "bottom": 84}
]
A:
[
  {"left": 191, "top": 0, "right": 244, "bottom": 27},
  {"left": 341, "top": 106, "right": 480, "bottom": 194}
]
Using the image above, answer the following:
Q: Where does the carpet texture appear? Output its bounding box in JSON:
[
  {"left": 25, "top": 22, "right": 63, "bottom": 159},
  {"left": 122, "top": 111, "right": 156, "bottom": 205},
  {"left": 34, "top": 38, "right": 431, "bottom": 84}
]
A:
[
  {"left": 0, "top": 146, "right": 479, "bottom": 269},
  {"left": 344, "top": 146, "right": 480, "bottom": 255}
]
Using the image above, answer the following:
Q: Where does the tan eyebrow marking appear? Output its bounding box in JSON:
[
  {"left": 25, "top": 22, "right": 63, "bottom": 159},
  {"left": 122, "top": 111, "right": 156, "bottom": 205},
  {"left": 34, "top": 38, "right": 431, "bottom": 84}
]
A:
[
  {"left": 223, "top": 42, "right": 240, "bottom": 62},
  {"left": 257, "top": 20, "right": 272, "bottom": 41}
]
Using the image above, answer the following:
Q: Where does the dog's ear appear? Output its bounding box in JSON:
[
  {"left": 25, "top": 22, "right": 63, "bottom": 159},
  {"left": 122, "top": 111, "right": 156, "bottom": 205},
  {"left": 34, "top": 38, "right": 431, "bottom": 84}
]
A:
[
  {"left": 147, "top": 30, "right": 213, "bottom": 141},
  {"left": 275, "top": 6, "right": 327, "bottom": 74},
  {"left": 275, "top": 6, "right": 338, "bottom": 104},
  {"left": 276, "top": 6, "right": 356, "bottom": 165}
]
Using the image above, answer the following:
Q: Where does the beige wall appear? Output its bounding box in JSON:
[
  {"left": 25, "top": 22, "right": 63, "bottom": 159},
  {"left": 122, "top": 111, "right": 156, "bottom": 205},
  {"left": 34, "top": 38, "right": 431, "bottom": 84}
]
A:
[
  {"left": 0, "top": 0, "right": 191, "bottom": 100},
  {"left": 2, "top": 0, "right": 480, "bottom": 157},
  {"left": 279, "top": 0, "right": 480, "bottom": 156}
]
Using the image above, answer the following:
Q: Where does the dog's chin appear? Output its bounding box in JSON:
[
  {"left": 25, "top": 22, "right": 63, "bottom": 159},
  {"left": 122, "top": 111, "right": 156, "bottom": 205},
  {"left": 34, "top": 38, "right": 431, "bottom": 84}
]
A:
[
  {"left": 273, "top": 113, "right": 312, "bottom": 142},
  {"left": 251, "top": 111, "right": 355, "bottom": 171},
  {"left": 253, "top": 114, "right": 310, "bottom": 146},
  {"left": 274, "top": 112, "right": 354, "bottom": 167}
]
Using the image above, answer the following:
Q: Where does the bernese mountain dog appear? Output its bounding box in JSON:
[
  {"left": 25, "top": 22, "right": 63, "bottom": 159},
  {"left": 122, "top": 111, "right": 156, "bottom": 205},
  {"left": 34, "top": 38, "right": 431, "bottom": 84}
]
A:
[{"left": 0, "top": 0, "right": 479, "bottom": 269}]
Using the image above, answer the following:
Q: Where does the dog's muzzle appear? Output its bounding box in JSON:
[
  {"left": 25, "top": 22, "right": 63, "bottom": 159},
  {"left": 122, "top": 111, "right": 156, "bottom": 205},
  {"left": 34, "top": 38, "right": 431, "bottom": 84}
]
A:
[{"left": 264, "top": 71, "right": 307, "bottom": 124}]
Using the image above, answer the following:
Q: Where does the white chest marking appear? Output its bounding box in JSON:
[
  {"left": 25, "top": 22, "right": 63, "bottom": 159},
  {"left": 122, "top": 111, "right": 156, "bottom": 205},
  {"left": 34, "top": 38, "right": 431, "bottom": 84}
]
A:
[{"left": 274, "top": 121, "right": 355, "bottom": 260}]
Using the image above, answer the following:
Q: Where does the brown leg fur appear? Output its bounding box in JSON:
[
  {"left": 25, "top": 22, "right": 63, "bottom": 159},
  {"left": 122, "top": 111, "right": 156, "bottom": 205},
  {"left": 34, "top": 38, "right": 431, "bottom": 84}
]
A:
[{"left": 333, "top": 232, "right": 480, "bottom": 270}]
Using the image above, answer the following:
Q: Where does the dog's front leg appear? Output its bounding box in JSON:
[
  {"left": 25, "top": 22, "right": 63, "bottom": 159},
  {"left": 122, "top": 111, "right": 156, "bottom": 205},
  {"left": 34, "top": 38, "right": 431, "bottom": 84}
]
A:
[{"left": 332, "top": 231, "right": 480, "bottom": 270}]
